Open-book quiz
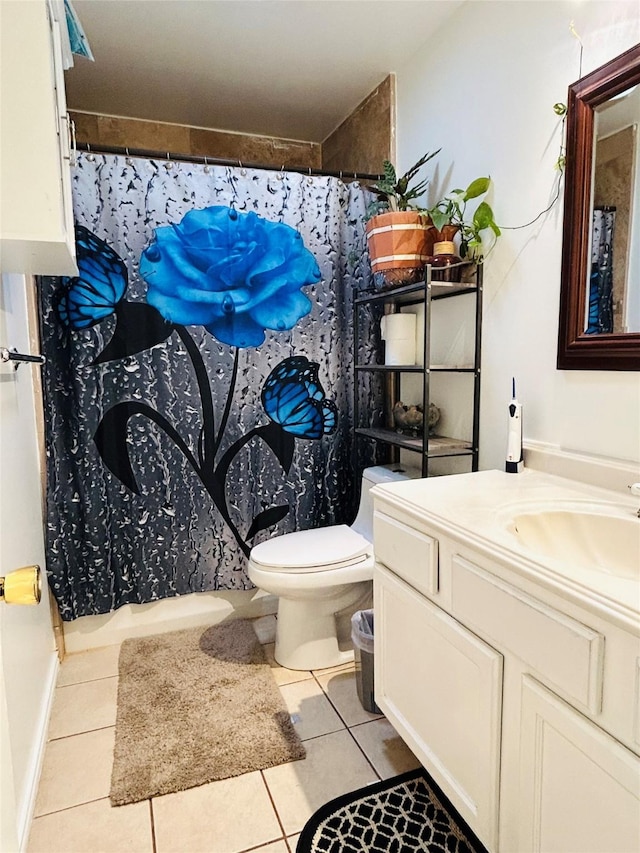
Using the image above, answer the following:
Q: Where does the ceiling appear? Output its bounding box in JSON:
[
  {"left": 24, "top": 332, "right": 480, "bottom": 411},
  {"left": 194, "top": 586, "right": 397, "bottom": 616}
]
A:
[{"left": 66, "top": 1, "right": 464, "bottom": 143}]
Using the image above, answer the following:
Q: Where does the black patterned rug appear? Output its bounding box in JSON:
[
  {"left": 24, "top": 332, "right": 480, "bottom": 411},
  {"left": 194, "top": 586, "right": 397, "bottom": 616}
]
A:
[{"left": 296, "top": 768, "right": 488, "bottom": 853}]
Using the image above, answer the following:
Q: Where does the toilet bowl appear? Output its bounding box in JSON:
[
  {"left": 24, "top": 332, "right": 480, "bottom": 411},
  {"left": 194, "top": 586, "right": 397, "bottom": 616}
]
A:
[{"left": 248, "top": 464, "right": 420, "bottom": 670}]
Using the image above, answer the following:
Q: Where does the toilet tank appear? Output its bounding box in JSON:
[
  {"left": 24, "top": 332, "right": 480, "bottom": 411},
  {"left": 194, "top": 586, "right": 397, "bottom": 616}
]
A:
[{"left": 351, "top": 464, "right": 422, "bottom": 542}]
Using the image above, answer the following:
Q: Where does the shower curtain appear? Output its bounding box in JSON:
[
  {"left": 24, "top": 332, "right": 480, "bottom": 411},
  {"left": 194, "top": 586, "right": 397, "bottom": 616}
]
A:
[
  {"left": 40, "top": 153, "right": 380, "bottom": 620},
  {"left": 586, "top": 207, "right": 615, "bottom": 335}
]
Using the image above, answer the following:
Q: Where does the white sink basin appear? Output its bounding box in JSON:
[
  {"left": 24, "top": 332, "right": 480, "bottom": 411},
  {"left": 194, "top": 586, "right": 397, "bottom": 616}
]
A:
[{"left": 510, "top": 507, "right": 640, "bottom": 580}]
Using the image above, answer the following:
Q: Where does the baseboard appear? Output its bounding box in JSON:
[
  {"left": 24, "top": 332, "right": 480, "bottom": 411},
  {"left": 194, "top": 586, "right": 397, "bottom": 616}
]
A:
[
  {"left": 17, "top": 650, "right": 58, "bottom": 852},
  {"left": 63, "top": 588, "right": 278, "bottom": 653},
  {"left": 523, "top": 439, "right": 640, "bottom": 493}
]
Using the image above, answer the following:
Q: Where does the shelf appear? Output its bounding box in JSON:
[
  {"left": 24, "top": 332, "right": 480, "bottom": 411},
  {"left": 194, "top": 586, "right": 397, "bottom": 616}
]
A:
[
  {"left": 356, "top": 364, "right": 476, "bottom": 373},
  {"left": 355, "top": 427, "right": 474, "bottom": 457},
  {"left": 353, "top": 263, "right": 482, "bottom": 477},
  {"left": 355, "top": 364, "right": 424, "bottom": 373},
  {"left": 355, "top": 280, "right": 476, "bottom": 306}
]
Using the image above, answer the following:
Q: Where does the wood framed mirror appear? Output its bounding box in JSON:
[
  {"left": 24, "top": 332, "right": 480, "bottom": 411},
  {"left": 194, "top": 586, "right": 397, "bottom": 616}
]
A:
[{"left": 557, "top": 43, "right": 640, "bottom": 370}]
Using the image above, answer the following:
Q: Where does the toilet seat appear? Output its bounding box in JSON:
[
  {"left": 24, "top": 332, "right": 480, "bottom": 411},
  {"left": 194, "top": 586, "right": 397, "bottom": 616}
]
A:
[{"left": 250, "top": 524, "right": 372, "bottom": 573}]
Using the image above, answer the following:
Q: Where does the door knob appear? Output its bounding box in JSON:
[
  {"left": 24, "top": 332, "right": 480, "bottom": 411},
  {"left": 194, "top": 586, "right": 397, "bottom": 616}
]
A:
[{"left": 0, "top": 565, "right": 41, "bottom": 605}]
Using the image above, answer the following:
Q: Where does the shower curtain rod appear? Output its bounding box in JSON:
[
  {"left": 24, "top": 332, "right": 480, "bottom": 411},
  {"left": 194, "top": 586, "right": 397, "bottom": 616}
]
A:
[{"left": 75, "top": 142, "right": 382, "bottom": 182}]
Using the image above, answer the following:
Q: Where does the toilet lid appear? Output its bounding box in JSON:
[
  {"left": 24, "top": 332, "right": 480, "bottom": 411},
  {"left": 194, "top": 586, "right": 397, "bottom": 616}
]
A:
[{"left": 250, "top": 525, "right": 372, "bottom": 573}]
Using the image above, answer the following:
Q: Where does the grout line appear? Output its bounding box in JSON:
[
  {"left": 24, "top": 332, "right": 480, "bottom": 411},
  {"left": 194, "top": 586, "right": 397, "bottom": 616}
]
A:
[
  {"left": 345, "top": 724, "right": 382, "bottom": 782},
  {"left": 309, "top": 672, "right": 382, "bottom": 781},
  {"left": 149, "top": 798, "right": 158, "bottom": 853},
  {"left": 48, "top": 723, "right": 116, "bottom": 742},
  {"left": 259, "top": 769, "right": 289, "bottom": 849},
  {"left": 56, "top": 673, "right": 119, "bottom": 688},
  {"left": 33, "top": 795, "right": 108, "bottom": 819}
]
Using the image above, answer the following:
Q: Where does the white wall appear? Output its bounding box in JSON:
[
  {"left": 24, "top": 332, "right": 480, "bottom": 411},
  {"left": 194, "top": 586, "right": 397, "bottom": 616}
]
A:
[{"left": 395, "top": 0, "right": 640, "bottom": 472}]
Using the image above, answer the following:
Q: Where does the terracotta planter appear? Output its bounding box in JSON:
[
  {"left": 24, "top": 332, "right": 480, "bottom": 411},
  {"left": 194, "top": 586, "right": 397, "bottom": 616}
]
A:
[{"left": 365, "top": 212, "right": 430, "bottom": 284}]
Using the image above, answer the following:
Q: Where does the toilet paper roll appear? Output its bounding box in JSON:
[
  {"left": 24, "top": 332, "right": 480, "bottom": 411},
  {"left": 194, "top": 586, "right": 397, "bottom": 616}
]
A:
[{"left": 380, "top": 314, "right": 417, "bottom": 365}]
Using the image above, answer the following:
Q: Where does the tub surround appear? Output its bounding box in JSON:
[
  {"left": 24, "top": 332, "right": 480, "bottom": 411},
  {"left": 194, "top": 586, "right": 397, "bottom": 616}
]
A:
[{"left": 372, "top": 468, "right": 640, "bottom": 852}]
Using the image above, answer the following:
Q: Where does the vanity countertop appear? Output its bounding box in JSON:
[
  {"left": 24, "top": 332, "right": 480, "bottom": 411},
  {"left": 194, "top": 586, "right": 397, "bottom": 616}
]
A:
[{"left": 372, "top": 468, "right": 640, "bottom": 634}]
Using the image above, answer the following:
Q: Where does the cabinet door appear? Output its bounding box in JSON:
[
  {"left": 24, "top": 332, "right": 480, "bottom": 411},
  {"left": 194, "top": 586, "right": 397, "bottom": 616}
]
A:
[
  {"left": 375, "top": 565, "right": 503, "bottom": 851},
  {"left": 0, "top": 1, "right": 77, "bottom": 275},
  {"left": 519, "top": 676, "right": 640, "bottom": 853}
]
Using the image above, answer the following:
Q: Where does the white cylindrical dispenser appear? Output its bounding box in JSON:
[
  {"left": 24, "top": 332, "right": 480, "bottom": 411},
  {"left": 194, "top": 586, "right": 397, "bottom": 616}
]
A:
[{"left": 380, "top": 313, "right": 416, "bottom": 365}]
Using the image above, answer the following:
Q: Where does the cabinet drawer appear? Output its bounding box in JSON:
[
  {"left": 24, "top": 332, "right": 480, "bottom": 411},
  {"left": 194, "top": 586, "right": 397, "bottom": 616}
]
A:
[
  {"left": 373, "top": 511, "right": 438, "bottom": 597},
  {"left": 450, "top": 556, "right": 604, "bottom": 713}
]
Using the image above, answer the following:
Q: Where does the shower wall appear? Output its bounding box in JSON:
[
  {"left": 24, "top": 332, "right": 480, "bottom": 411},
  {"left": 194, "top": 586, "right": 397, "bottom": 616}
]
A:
[{"left": 70, "top": 110, "right": 322, "bottom": 169}]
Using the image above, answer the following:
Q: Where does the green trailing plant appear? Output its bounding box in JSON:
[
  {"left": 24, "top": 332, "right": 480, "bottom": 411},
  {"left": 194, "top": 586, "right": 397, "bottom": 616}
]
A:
[
  {"left": 367, "top": 149, "right": 441, "bottom": 217},
  {"left": 427, "top": 177, "right": 501, "bottom": 259}
]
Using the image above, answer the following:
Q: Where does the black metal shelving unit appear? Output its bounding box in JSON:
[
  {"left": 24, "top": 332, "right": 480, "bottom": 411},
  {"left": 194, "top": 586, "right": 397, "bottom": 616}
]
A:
[{"left": 353, "top": 263, "right": 483, "bottom": 477}]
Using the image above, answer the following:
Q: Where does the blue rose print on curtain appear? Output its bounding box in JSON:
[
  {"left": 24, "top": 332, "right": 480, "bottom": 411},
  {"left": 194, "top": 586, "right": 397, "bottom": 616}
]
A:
[
  {"left": 140, "top": 206, "right": 319, "bottom": 347},
  {"left": 56, "top": 209, "right": 337, "bottom": 559}
]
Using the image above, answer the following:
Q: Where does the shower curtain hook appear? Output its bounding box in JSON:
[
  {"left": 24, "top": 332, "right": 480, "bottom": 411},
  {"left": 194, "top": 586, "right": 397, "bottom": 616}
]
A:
[
  {"left": 165, "top": 152, "right": 173, "bottom": 171},
  {"left": 86, "top": 143, "right": 95, "bottom": 163},
  {"left": 203, "top": 156, "right": 210, "bottom": 174},
  {"left": 239, "top": 159, "right": 247, "bottom": 176},
  {"left": 307, "top": 167, "right": 313, "bottom": 185},
  {"left": 125, "top": 147, "right": 132, "bottom": 166},
  {"left": 338, "top": 170, "right": 343, "bottom": 186}
]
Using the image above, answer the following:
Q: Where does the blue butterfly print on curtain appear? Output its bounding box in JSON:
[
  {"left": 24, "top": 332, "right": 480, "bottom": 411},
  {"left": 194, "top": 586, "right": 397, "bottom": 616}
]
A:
[
  {"left": 56, "top": 226, "right": 128, "bottom": 328},
  {"left": 262, "top": 357, "right": 337, "bottom": 439},
  {"left": 57, "top": 209, "right": 337, "bottom": 559}
]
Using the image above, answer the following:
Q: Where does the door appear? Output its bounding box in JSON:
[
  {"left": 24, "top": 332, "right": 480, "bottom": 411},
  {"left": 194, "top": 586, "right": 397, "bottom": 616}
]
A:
[
  {"left": 0, "top": 274, "right": 57, "bottom": 852},
  {"left": 518, "top": 675, "right": 640, "bottom": 853}
]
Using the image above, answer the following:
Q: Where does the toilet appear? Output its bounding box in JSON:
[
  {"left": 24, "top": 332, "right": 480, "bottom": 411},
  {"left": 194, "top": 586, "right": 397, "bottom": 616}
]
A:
[{"left": 248, "top": 464, "right": 420, "bottom": 670}]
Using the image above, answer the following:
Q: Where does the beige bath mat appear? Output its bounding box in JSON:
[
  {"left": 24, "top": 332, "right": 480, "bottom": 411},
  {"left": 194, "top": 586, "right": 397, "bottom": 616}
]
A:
[{"left": 110, "top": 619, "right": 305, "bottom": 805}]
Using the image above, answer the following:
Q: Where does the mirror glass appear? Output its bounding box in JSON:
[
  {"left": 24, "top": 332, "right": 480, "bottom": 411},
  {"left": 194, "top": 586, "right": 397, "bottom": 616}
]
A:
[
  {"left": 557, "top": 43, "right": 640, "bottom": 371},
  {"left": 588, "top": 87, "right": 639, "bottom": 334}
]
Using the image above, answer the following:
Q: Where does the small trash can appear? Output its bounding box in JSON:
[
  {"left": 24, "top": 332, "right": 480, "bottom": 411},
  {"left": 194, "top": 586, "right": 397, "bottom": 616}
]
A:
[{"left": 351, "top": 609, "right": 380, "bottom": 714}]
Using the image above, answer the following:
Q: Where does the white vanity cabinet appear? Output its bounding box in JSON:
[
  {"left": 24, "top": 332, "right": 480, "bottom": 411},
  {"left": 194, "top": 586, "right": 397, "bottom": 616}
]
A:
[
  {"left": 376, "top": 562, "right": 503, "bottom": 851},
  {"left": 372, "top": 477, "right": 640, "bottom": 853},
  {"left": 0, "top": 0, "right": 77, "bottom": 275}
]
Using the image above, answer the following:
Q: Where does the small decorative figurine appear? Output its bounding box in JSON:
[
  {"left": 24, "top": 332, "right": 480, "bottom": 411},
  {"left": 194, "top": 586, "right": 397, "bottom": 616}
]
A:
[{"left": 393, "top": 401, "right": 441, "bottom": 436}]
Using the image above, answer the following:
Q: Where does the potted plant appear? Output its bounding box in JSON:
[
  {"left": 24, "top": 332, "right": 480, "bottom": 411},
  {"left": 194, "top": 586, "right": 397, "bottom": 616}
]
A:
[
  {"left": 365, "top": 150, "right": 440, "bottom": 285},
  {"left": 426, "top": 177, "right": 501, "bottom": 260}
]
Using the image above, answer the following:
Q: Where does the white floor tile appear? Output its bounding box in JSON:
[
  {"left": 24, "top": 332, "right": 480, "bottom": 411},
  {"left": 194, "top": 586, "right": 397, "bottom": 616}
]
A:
[
  {"left": 278, "top": 679, "right": 344, "bottom": 741},
  {"left": 315, "top": 668, "right": 382, "bottom": 727},
  {"left": 27, "top": 798, "right": 152, "bottom": 853},
  {"left": 57, "top": 645, "right": 121, "bottom": 687},
  {"left": 153, "top": 770, "right": 282, "bottom": 853},
  {"left": 350, "top": 717, "right": 421, "bottom": 779},
  {"left": 48, "top": 677, "right": 118, "bottom": 739},
  {"left": 263, "top": 729, "right": 378, "bottom": 836},
  {"left": 35, "top": 728, "right": 116, "bottom": 816},
  {"left": 287, "top": 833, "right": 301, "bottom": 852}
]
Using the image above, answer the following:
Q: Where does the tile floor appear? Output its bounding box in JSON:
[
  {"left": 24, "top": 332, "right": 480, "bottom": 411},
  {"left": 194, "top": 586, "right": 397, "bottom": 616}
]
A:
[{"left": 28, "top": 615, "right": 420, "bottom": 853}]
